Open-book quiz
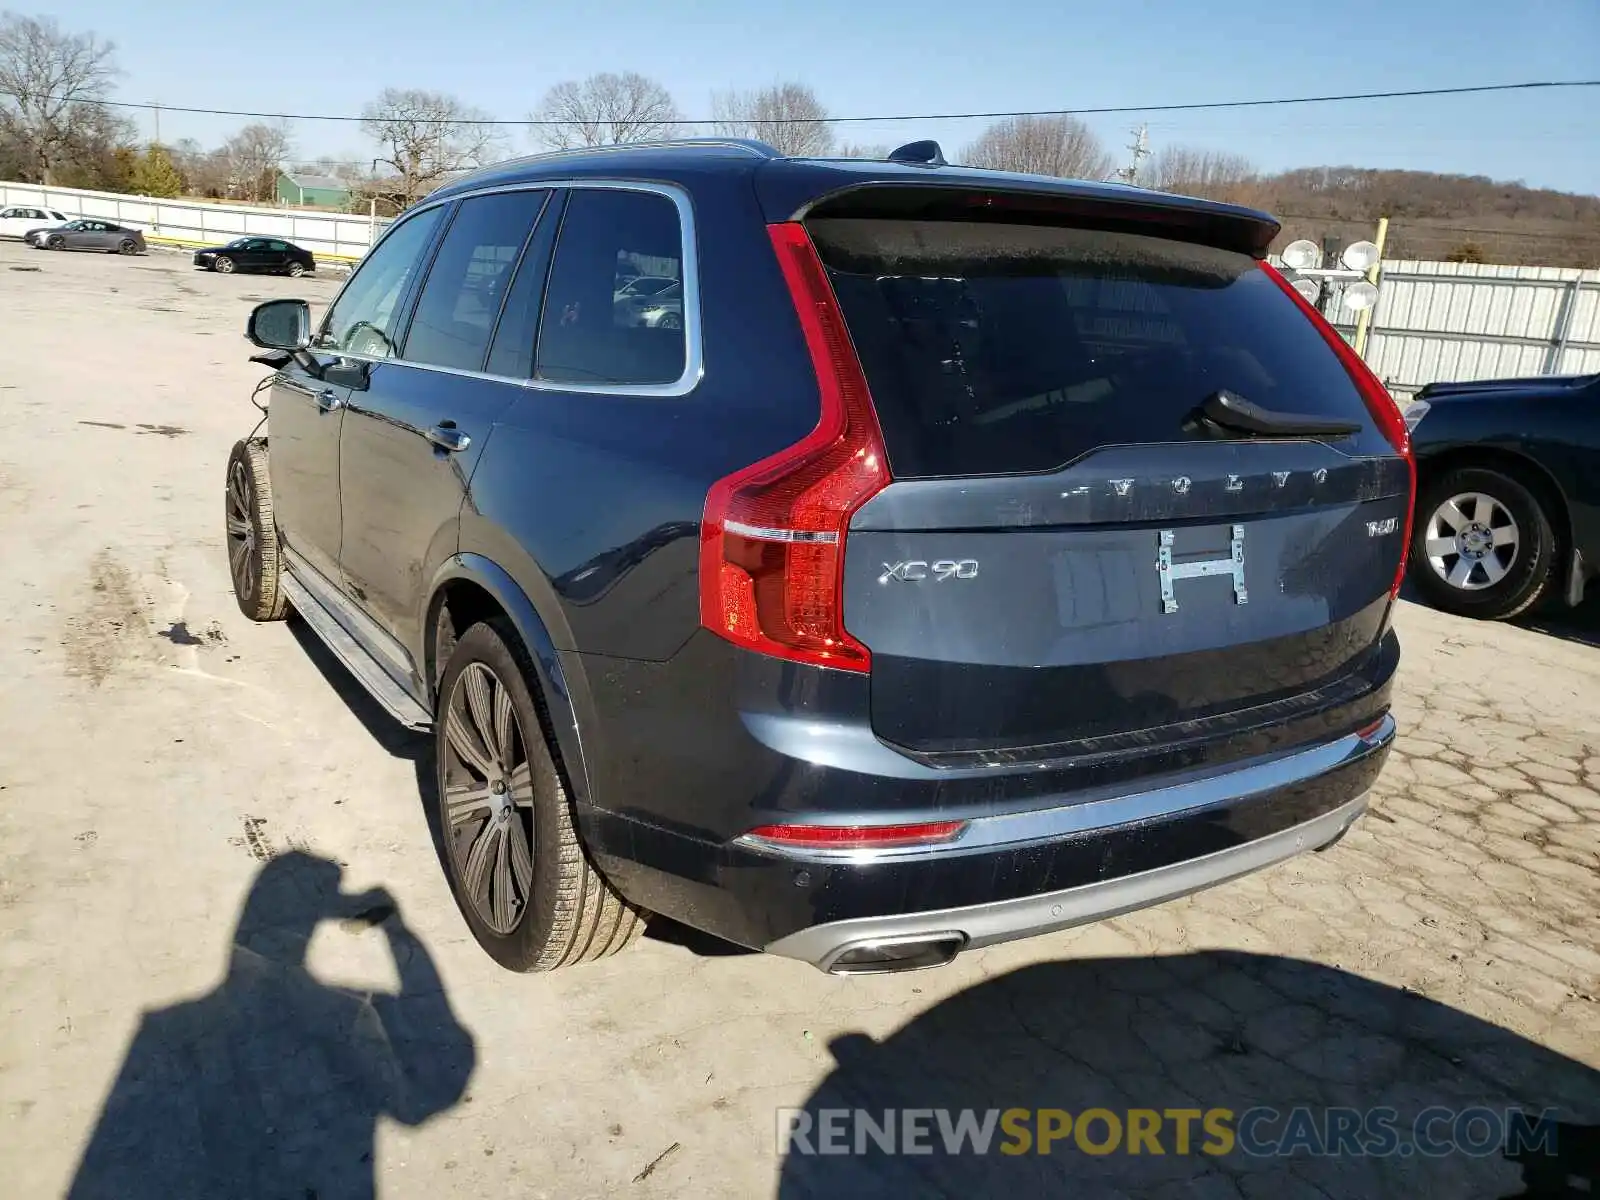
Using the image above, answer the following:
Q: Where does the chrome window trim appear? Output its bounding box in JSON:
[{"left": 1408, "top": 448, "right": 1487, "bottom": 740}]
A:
[{"left": 318, "top": 179, "right": 703, "bottom": 399}]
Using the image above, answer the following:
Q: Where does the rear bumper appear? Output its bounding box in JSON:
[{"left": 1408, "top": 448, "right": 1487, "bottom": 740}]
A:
[
  {"left": 769, "top": 791, "right": 1368, "bottom": 972},
  {"left": 580, "top": 700, "right": 1395, "bottom": 960}
]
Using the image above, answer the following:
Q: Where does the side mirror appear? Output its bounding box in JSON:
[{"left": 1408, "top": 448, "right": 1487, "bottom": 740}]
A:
[{"left": 246, "top": 299, "right": 311, "bottom": 351}]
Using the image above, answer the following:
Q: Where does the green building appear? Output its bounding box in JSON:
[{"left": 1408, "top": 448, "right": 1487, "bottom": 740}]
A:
[{"left": 275, "top": 172, "right": 351, "bottom": 209}]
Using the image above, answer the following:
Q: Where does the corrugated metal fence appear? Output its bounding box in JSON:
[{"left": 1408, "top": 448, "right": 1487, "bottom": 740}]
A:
[
  {"left": 1324, "top": 261, "right": 1600, "bottom": 398},
  {"left": 0, "top": 180, "right": 384, "bottom": 261}
]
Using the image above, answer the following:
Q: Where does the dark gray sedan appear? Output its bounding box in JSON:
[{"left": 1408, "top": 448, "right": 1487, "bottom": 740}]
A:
[{"left": 25, "top": 219, "right": 145, "bottom": 254}]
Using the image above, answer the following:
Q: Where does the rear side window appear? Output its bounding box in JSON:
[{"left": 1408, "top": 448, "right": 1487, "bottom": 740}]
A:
[
  {"left": 808, "top": 218, "right": 1383, "bottom": 477},
  {"left": 536, "top": 189, "right": 685, "bottom": 387},
  {"left": 404, "top": 190, "right": 548, "bottom": 372}
]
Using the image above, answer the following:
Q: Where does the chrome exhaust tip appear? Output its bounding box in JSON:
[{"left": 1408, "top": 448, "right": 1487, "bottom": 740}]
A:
[{"left": 822, "top": 932, "right": 966, "bottom": 976}]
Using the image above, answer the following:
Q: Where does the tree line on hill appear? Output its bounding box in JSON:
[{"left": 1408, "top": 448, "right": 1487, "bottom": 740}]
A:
[{"left": 3, "top": 12, "right": 1595, "bottom": 266}]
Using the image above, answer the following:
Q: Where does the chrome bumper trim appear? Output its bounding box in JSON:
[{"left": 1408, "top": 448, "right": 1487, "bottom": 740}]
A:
[
  {"left": 736, "top": 715, "right": 1393, "bottom": 865},
  {"left": 767, "top": 792, "right": 1370, "bottom": 971}
]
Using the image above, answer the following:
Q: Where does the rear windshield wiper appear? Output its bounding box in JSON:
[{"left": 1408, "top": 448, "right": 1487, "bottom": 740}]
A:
[{"left": 1196, "top": 389, "right": 1361, "bottom": 439}]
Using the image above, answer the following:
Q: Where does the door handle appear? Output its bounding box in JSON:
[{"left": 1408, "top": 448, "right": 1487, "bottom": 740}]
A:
[
  {"left": 315, "top": 388, "right": 343, "bottom": 413},
  {"left": 426, "top": 423, "right": 471, "bottom": 453}
]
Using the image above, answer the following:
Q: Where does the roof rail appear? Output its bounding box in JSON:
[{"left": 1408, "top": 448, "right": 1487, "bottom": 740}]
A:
[{"left": 482, "top": 137, "right": 781, "bottom": 173}]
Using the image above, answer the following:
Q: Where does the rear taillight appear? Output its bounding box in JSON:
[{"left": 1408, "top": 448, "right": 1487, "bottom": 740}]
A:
[
  {"left": 740, "top": 820, "right": 967, "bottom": 851},
  {"left": 698, "top": 223, "right": 890, "bottom": 671},
  {"left": 1262, "top": 262, "right": 1415, "bottom": 597}
]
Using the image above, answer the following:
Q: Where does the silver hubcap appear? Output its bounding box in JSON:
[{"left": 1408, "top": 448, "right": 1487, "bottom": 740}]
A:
[
  {"left": 225, "top": 461, "right": 255, "bottom": 598},
  {"left": 442, "top": 662, "right": 535, "bottom": 935},
  {"left": 1424, "top": 491, "right": 1519, "bottom": 590}
]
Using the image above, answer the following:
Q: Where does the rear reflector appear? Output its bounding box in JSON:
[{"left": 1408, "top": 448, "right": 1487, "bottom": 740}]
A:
[
  {"left": 698, "top": 223, "right": 891, "bottom": 671},
  {"left": 1261, "top": 262, "right": 1416, "bottom": 597},
  {"left": 741, "top": 820, "right": 968, "bottom": 851},
  {"left": 1356, "top": 717, "right": 1388, "bottom": 742}
]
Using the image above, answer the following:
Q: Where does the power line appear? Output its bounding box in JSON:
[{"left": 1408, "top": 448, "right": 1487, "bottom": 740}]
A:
[{"left": 43, "top": 79, "right": 1600, "bottom": 127}]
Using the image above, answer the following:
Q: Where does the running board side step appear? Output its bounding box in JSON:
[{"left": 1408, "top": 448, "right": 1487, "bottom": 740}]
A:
[{"left": 279, "top": 572, "right": 434, "bottom": 731}]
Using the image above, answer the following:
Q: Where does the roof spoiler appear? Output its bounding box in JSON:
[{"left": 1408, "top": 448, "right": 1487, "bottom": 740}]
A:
[{"left": 793, "top": 182, "right": 1281, "bottom": 258}]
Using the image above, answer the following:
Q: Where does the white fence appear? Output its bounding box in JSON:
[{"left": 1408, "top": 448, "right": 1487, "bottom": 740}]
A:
[
  {"left": 0, "top": 180, "right": 383, "bottom": 261},
  {"left": 1324, "top": 261, "right": 1600, "bottom": 398}
]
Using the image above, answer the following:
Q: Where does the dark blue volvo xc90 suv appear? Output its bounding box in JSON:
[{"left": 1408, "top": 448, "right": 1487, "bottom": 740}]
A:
[{"left": 226, "top": 138, "right": 1411, "bottom": 974}]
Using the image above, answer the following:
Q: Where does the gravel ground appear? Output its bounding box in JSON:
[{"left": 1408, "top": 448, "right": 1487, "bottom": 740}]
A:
[{"left": 0, "top": 238, "right": 1595, "bottom": 1199}]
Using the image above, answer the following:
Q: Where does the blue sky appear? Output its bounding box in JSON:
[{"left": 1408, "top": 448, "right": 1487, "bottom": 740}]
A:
[{"left": 56, "top": 0, "right": 1600, "bottom": 194}]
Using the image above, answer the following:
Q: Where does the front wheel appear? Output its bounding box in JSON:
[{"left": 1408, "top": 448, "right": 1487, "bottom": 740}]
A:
[
  {"left": 213, "top": 255, "right": 235, "bottom": 274},
  {"left": 1409, "top": 465, "right": 1556, "bottom": 621},
  {"left": 45, "top": 235, "right": 63, "bottom": 250},
  {"left": 434, "top": 619, "right": 642, "bottom": 971},
  {"left": 224, "top": 439, "right": 289, "bottom": 621}
]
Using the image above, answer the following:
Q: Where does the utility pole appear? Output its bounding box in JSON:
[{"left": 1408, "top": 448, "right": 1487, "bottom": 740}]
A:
[
  {"left": 1116, "top": 124, "right": 1149, "bottom": 185},
  {"left": 151, "top": 101, "right": 161, "bottom": 147}
]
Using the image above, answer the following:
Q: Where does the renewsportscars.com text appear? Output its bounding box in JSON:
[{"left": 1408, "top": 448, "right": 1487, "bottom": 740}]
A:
[{"left": 778, "top": 1106, "right": 1561, "bottom": 1159}]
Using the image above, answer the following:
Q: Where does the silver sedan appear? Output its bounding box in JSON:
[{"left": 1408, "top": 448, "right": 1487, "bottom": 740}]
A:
[{"left": 25, "top": 219, "right": 145, "bottom": 254}]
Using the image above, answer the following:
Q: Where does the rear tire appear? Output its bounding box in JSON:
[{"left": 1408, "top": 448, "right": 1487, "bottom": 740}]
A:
[
  {"left": 117, "top": 239, "right": 137, "bottom": 255},
  {"left": 287, "top": 261, "right": 306, "bottom": 278},
  {"left": 224, "top": 438, "right": 289, "bottom": 622},
  {"left": 1409, "top": 465, "right": 1556, "bottom": 621},
  {"left": 434, "top": 619, "right": 642, "bottom": 971}
]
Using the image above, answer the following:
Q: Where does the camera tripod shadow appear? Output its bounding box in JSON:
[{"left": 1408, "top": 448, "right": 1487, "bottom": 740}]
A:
[{"left": 67, "top": 851, "right": 475, "bottom": 1200}]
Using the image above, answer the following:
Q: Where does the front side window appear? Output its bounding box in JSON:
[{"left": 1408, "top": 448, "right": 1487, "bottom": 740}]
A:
[
  {"left": 313, "top": 206, "right": 445, "bottom": 359},
  {"left": 536, "top": 188, "right": 686, "bottom": 387},
  {"left": 403, "top": 190, "right": 548, "bottom": 372}
]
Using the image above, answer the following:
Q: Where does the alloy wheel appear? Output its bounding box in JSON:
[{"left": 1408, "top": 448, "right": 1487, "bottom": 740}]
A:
[
  {"left": 215, "top": 256, "right": 234, "bottom": 274},
  {"left": 1424, "top": 491, "right": 1520, "bottom": 590},
  {"left": 441, "top": 662, "right": 536, "bottom": 934},
  {"left": 225, "top": 460, "right": 255, "bottom": 600}
]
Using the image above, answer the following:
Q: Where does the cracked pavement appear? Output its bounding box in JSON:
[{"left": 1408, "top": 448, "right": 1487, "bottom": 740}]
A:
[{"left": 0, "top": 241, "right": 1596, "bottom": 1198}]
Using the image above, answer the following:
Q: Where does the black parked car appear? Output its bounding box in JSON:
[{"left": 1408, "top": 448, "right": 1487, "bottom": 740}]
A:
[
  {"left": 226, "top": 139, "right": 1409, "bottom": 974},
  {"left": 1405, "top": 372, "right": 1600, "bottom": 620},
  {"left": 195, "top": 237, "right": 315, "bottom": 276}
]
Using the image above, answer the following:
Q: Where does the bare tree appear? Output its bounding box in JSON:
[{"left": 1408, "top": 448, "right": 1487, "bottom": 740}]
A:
[
  {"left": 532, "top": 71, "right": 678, "bottom": 150},
  {"left": 0, "top": 13, "right": 119, "bottom": 183},
  {"left": 223, "top": 120, "right": 293, "bottom": 201},
  {"left": 361, "top": 87, "right": 499, "bottom": 206},
  {"left": 836, "top": 142, "right": 890, "bottom": 159},
  {"left": 960, "top": 115, "right": 1112, "bottom": 180},
  {"left": 711, "top": 83, "right": 833, "bottom": 157},
  {"left": 1150, "top": 145, "right": 1259, "bottom": 203}
]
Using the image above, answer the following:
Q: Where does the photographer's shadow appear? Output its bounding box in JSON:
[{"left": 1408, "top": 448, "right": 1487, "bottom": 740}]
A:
[{"left": 69, "top": 851, "right": 475, "bottom": 1200}]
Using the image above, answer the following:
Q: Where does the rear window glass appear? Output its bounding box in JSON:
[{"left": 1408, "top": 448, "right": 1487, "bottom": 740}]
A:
[{"left": 808, "top": 218, "right": 1381, "bottom": 477}]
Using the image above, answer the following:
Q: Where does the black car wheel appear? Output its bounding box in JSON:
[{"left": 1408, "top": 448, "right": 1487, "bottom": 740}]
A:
[
  {"left": 1409, "top": 465, "right": 1556, "bottom": 621},
  {"left": 45, "top": 234, "right": 63, "bottom": 250},
  {"left": 117, "top": 239, "right": 138, "bottom": 255},
  {"left": 225, "top": 439, "right": 290, "bottom": 621},
  {"left": 434, "top": 618, "right": 642, "bottom": 971},
  {"left": 213, "top": 254, "right": 235, "bottom": 274},
  {"left": 286, "top": 260, "right": 306, "bottom": 278}
]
